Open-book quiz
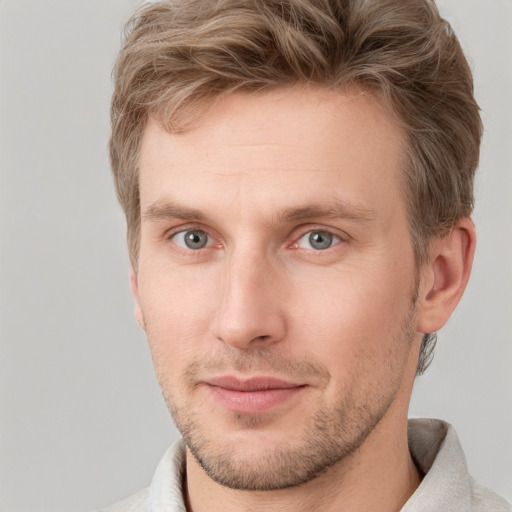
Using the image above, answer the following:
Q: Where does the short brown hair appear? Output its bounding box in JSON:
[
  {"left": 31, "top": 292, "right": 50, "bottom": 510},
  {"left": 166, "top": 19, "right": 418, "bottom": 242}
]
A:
[{"left": 109, "top": 0, "right": 482, "bottom": 373}]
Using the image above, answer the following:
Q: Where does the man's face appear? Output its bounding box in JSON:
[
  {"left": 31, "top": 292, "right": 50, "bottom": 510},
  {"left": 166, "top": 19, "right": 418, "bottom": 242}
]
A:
[{"left": 134, "top": 87, "right": 423, "bottom": 490}]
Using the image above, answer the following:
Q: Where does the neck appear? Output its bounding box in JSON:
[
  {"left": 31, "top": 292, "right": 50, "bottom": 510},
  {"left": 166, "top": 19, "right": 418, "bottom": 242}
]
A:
[{"left": 185, "top": 407, "right": 421, "bottom": 512}]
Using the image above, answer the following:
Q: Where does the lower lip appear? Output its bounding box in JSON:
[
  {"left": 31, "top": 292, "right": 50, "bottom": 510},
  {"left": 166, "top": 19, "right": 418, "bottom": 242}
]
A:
[{"left": 207, "top": 385, "right": 305, "bottom": 414}]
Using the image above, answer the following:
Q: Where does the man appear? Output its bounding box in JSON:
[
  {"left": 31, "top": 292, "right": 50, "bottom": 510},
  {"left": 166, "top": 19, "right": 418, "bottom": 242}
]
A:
[{"left": 101, "top": 0, "right": 511, "bottom": 510}]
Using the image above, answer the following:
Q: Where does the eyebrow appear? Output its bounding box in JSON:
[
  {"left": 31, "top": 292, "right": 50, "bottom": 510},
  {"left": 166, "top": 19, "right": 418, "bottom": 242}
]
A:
[
  {"left": 142, "top": 198, "right": 375, "bottom": 224},
  {"left": 278, "top": 201, "right": 375, "bottom": 224},
  {"left": 143, "top": 200, "right": 206, "bottom": 222}
]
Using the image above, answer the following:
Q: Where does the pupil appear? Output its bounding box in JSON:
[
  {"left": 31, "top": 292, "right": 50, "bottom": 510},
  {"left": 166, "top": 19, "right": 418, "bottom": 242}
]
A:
[
  {"left": 309, "top": 231, "right": 332, "bottom": 250},
  {"left": 185, "top": 230, "right": 207, "bottom": 249}
]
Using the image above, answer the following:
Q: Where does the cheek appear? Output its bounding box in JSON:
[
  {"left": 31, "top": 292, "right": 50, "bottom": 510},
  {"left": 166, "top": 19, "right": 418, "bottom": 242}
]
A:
[
  {"left": 138, "top": 265, "right": 218, "bottom": 369},
  {"left": 287, "top": 265, "right": 415, "bottom": 376}
]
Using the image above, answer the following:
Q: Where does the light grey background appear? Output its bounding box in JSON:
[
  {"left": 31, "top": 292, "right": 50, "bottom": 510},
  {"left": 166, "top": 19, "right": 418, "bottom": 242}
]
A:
[{"left": 0, "top": 1, "right": 510, "bottom": 510}]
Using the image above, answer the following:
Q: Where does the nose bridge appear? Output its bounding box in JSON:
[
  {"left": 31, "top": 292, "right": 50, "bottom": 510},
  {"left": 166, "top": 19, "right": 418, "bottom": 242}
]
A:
[{"left": 213, "top": 244, "right": 286, "bottom": 349}]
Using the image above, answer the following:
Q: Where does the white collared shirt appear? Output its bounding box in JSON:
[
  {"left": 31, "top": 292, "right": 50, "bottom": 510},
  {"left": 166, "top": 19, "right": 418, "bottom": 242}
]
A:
[{"left": 98, "top": 418, "right": 511, "bottom": 512}]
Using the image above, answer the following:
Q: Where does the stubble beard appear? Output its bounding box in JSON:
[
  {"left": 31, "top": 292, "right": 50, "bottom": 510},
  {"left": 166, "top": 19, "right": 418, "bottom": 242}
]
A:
[
  {"left": 157, "top": 308, "right": 417, "bottom": 492},
  {"left": 169, "top": 383, "right": 395, "bottom": 491},
  {"left": 153, "top": 275, "right": 419, "bottom": 492}
]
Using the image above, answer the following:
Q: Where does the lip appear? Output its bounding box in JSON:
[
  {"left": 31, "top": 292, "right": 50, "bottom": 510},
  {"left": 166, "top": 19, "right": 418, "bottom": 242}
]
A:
[{"left": 204, "top": 376, "right": 307, "bottom": 414}]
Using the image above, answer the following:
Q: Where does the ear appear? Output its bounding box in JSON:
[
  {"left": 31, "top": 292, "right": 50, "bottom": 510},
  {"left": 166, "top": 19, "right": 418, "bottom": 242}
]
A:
[
  {"left": 129, "top": 267, "right": 146, "bottom": 330},
  {"left": 416, "top": 218, "right": 476, "bottom": 334}
]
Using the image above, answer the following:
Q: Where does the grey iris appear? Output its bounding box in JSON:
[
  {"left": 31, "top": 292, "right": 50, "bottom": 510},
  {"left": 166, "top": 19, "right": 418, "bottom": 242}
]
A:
[
  {"left": 309, "top": 231, "right": 333, "bottom": 250},
  {"left": 184, "top": 230, "right": 208, "bottom": 249}
]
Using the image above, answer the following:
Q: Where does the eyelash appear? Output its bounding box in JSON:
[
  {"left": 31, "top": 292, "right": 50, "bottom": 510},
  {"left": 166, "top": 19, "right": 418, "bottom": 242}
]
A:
[
  {"left": 292, "top": 230, "right": 343, "bottom": 252},
  {"left": 166, "top": 226, "right": 220, "bottom": 254},
  {"left": 166, "top": 225, "right": 347, "bottom": 254}
]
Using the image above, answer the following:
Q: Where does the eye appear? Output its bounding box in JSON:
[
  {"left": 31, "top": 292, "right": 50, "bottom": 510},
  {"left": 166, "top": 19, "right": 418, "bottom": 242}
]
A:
[
  {"left": 171, "top": 229, "right": 212, "bottom": 250},
  {"left": 297, "top": 230, "right": 341, "bottom": 250}
]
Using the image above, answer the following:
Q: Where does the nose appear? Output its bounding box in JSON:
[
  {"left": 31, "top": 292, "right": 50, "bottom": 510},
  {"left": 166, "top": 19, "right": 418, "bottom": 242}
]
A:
[{"left": 212, "top": 251, "right": 287, "bottom": 350}]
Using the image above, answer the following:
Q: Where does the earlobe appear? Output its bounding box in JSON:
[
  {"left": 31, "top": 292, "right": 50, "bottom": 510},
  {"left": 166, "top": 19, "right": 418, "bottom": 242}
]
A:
[
  {"left": 416, "top": 218, "right": 476, "bottom": 334},
  {"left": 129, "top": 267, "right": 146, "bottom": 330}
]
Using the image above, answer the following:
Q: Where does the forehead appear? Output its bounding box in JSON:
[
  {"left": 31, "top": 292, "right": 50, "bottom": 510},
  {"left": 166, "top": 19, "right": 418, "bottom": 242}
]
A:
[{"left": 138, "top": 86, "right": 406, "bottom": 222}]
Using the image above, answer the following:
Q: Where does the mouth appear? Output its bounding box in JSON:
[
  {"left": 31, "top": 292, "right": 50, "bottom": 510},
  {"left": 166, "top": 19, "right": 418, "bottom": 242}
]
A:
[{"left": 203, "top": 376, "right": 308, "bottom": 414}]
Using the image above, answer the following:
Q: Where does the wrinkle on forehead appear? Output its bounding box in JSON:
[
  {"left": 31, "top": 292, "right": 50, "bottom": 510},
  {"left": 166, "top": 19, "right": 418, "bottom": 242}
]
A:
[
  {"left": 142, "top": 196, "right": 375, "bottom": 227},
  {"left": 139, "top": 86, "right": 407, "bottom": 231}
]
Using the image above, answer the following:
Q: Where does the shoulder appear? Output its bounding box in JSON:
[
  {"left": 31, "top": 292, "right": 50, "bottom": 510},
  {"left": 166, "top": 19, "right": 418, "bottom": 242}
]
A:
[
  {"left": 469, "top": 479, "right": 512, "bottom": 512},
  {"left": 95, "top": 487, "right": 150, "bottom": 512},
  {"left": 406, "top": 418, "right": 511, "bottom": 511},
  {"left": 94, "top": 439, "right": 187, "bottom": 512}
]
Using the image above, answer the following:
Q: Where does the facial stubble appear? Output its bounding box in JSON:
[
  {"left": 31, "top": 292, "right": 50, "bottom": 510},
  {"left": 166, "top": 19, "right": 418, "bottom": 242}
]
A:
[{"left": 155, "top": 301, "right": 419, "bottom": 492}]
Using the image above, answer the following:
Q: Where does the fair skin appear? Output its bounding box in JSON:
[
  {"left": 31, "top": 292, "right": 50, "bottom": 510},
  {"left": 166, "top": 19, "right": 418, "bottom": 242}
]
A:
[{"left": 131, "top": 86, "right": 475, "bottom": 512}]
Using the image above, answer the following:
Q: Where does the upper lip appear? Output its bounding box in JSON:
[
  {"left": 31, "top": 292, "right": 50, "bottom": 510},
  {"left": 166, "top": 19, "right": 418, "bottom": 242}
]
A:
[{"left": 205, "top": 376, "right": 305, "bottom": 391}]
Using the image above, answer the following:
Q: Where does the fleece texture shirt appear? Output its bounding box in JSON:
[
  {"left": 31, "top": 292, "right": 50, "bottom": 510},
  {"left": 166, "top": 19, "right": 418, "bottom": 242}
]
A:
[{"left": 98, "top": 418, "right": 511, "bottom": 512}]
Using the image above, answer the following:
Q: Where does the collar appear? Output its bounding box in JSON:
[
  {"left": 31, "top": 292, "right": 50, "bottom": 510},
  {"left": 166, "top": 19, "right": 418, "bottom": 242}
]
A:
[{"left": 147, "top": 418, "right": 508, "bottom": 512}]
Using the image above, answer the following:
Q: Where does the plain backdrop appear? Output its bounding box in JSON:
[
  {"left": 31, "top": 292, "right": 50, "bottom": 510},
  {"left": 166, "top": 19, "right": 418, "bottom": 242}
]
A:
[{"left": 0, "top": 1, "right": 511, "bottom": 510}]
